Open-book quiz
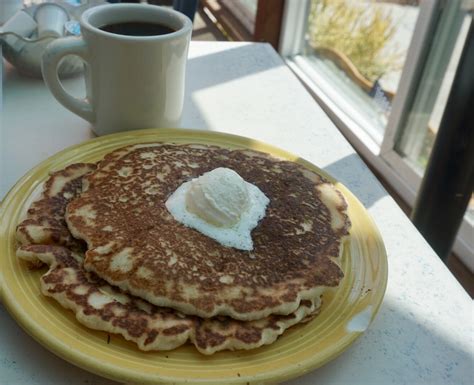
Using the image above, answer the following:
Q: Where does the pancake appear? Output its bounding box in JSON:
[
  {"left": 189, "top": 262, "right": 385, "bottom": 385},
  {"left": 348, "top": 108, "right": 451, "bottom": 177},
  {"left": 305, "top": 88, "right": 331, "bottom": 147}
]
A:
[
  {"left": 16, "top": 163, "right": 96, "bottom": 266},
  {"left": 15, "top": 163, "right": 320, "bottom": 354},
  {"left": 17, "top": 244, "right": 318, "bottom": 354},
  {"left": 66, "top": 143, "right": 351, "bottom": 321}
]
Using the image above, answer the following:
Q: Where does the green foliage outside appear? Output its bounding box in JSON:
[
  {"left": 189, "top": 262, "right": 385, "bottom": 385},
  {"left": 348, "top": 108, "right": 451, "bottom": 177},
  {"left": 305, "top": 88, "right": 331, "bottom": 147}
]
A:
[{"left": 308, "top": 0, "right": 403, "bottom": 82}]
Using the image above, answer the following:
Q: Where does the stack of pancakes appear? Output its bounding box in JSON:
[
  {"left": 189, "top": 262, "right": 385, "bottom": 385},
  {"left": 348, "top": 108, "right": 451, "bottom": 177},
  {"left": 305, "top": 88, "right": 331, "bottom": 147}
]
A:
[{"left": 16, "top": 143, "right": 351, "bottom": 354}]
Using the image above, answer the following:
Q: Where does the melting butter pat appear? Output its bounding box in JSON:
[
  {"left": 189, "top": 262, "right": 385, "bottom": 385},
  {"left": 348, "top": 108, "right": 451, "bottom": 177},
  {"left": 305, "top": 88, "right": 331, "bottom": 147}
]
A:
[{"left": 165, "top": 168, "right": 269, "bottom": 250}]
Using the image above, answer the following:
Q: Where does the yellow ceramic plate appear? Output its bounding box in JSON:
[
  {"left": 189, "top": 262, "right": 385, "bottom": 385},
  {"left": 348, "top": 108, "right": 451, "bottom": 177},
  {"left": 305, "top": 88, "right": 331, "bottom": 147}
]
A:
[{"left": 0, "top": 129, "right": 387, "bottom": 385}]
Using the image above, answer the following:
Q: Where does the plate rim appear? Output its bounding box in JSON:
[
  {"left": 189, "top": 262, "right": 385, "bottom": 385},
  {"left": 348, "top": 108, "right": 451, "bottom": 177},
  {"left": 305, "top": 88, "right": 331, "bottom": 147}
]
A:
[{"left": 0, "top": 128, "right": 388, "bottom": 385}]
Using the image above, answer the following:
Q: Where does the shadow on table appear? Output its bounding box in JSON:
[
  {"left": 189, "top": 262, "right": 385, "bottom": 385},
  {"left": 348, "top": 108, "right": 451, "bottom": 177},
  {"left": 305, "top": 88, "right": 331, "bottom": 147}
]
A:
[
  {"left": 182, "top": 43, "right": 284, "bottom": 129},
  {"left": 187, "top": 43, "right": 282, "bottom": 92},
  {"left": 323, "top": 153, "right": 388, "bottom": 209},
  {"left": 287, "top": 296, "right": 472, "bottom": 385}
]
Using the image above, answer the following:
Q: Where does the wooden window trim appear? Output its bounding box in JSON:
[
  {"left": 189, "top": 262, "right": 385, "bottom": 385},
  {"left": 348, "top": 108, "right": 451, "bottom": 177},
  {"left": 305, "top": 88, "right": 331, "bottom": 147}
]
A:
[
  {"left": 200, "top": 0, "right": 285, "bottom": 50},
  {"left": 254, "top": 0, "right": 285, "bottom": 50}
]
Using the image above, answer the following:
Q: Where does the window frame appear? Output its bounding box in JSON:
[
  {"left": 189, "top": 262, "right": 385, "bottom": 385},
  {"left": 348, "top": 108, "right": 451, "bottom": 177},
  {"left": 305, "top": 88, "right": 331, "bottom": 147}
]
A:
[{"left": 279, "top": 0, "right": 473, "bottom": 270}]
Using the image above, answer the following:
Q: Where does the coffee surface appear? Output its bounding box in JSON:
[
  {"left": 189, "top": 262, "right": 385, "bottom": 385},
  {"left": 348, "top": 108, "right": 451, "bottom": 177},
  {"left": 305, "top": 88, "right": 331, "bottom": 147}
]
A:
[{"left": 100, "top": 22, "right": 175, "bottom": 36}]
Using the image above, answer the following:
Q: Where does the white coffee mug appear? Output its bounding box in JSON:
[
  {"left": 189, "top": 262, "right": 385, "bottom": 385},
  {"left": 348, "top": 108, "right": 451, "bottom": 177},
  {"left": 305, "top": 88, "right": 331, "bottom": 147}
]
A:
[{"left": 41, "top": 3, "right": 192, "bottom": 135}]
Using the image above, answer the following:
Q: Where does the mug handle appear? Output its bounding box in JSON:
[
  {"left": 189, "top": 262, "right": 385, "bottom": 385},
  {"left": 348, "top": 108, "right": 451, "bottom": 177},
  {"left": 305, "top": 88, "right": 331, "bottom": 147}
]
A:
[{"left": 41, "top": 37, "right": 95, "bottom": 123}]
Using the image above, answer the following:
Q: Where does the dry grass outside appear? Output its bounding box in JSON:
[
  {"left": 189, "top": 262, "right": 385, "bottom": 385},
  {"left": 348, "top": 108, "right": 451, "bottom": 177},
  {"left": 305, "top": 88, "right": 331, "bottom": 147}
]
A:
[{"left": 308, "top": 0, "right": 403, "bottom": 82}]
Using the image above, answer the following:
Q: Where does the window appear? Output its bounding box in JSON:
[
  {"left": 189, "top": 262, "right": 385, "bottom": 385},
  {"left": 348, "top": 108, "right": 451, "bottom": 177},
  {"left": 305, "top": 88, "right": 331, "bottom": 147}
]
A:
[
  {"left": 280, "top": 0, "right": 473, "bottom": 269},
  {"left": 305, "top": 0, "right": 421, "bottom": 143}
]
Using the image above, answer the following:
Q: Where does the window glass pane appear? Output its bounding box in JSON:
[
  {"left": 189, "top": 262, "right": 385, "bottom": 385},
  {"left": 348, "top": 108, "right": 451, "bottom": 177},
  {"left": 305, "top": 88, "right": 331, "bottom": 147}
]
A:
[
  {"left": 396, "top": 3, "right": 472, "bottom": 173},
  {"left": 303, "top": 0, "right": 421, "bottom": 143}
]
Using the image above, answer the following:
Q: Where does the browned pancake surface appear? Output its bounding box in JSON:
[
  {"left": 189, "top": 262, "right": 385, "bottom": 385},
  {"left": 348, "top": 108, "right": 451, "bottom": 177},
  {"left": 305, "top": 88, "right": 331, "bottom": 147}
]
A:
[
  {"left": 15, "top": 162, "right": 320, "bottom": 354},
  {"left": 66, "top": 144, "right": 350, "bottom": 320},
  {"left": 17, "top": 244, "right": 318, "bottom": 354},
  {"left": 16, "top": 163, "right": 96, "bottom": 253}
]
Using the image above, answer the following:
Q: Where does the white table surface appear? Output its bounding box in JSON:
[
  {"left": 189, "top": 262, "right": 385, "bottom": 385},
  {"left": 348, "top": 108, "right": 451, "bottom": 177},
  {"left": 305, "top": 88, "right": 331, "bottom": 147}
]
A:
[{"left": 1, "top": 41, "right": 472, "bottom": 385}]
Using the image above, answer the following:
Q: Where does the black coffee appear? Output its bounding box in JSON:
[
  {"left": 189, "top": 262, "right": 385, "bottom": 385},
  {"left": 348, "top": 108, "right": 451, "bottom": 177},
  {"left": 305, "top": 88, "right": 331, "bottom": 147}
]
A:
[{"left": 100, "top": 22, "right": 175, "bottom": 36}]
